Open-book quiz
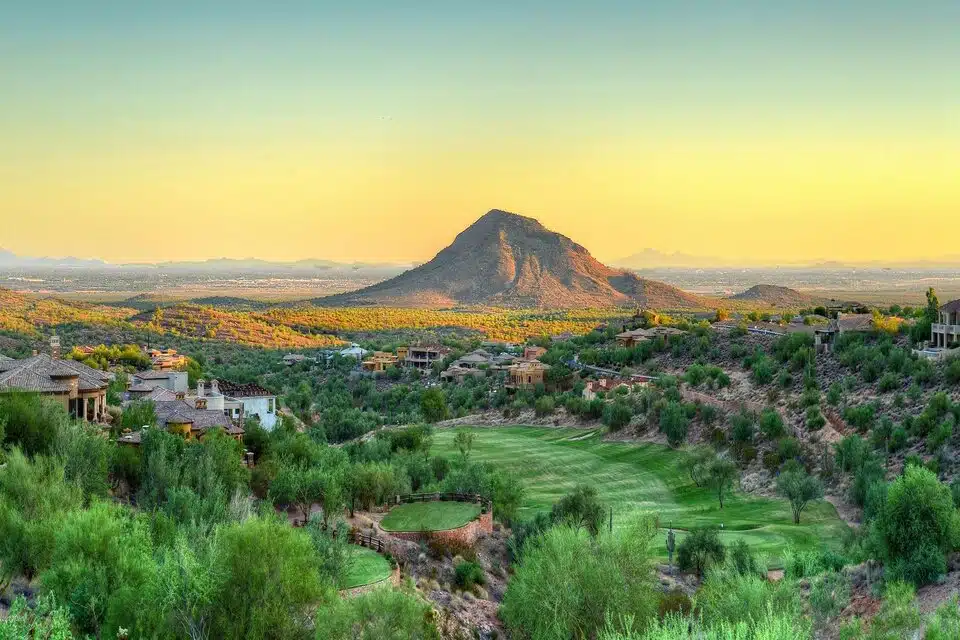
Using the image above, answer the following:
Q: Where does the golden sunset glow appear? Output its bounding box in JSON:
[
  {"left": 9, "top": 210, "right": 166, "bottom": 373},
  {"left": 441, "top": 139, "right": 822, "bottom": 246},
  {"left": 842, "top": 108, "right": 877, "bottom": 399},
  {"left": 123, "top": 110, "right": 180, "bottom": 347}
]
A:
[{"left": 2, "top": 2, "right": 957, "bottom": 264}]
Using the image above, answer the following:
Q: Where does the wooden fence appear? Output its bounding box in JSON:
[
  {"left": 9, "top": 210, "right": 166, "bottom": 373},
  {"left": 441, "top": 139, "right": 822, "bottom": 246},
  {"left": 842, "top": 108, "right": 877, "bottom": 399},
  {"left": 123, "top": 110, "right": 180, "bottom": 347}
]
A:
[
  {"left": 394, "top": 492, "right": 492, "bottom": 513},
  {"left": 351, "top": 530, "right": 387, "bottom": 553}
]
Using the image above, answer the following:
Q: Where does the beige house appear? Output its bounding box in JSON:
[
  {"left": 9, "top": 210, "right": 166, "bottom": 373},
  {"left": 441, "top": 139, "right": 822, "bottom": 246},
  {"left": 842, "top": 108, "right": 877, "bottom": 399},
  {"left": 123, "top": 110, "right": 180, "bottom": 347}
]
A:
[
  {"left": 932, "top": 300, "right": 960, "bottom": 349},
  {"left": 362, "top": 351, "right": 400, "bottom": 373},
  {"left": 0, "top": 350, "right": 111, "bottom": 422},
  {"left": 406, "top": 345, "right": 451, "bottom": 370},
  {"left": 507, "top": 361, "right": 551, "bottom": 391}
]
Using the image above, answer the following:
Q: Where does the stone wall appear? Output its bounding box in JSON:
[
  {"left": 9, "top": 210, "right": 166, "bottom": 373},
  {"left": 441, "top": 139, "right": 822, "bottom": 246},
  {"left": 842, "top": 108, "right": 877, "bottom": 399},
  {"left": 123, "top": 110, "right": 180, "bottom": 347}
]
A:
[{"left": 388, "top": 509, "right": 493, "bottom": 546}]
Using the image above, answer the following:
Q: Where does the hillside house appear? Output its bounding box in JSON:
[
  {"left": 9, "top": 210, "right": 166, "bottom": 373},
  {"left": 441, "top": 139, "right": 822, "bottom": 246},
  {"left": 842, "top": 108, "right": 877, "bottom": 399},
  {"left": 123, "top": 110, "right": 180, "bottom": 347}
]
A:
[
  {"left": 117, "top": 396, "right": 242, "bottom": 446},
  {"left": 406, "top": 345, "right": 451, "bottom": 370},
  {"left": 582, "top": 377, "right": 651, "bottom": 400},
  {"left": 338, "top": 344, "right": 370, "bottom": 360},
  {"left": 931, "top": 300, "right": 960, "bottom": 349},
  {"left": 615, "top": 328, "right": 652, "bottom": 347},
  {"left": 147, "top": 348, "right": 187, "bottom": 371},
  {"left": 507, "top": 361, "right": 550, "bottom": 391},
  {"left": 522, "top": 346, "right": 547, "bottom": 361},
  {"left": 0, "top": 343, "right": 111, "bottom": 422},
  {"left": 362, "top": 351, "right": 400, "bottom": 373},
  {"left": 218, "top": 381, "right": 278, "bottom": 430},
  {"left": 129, "top": 370, "right": 189, "bottom": 397}
]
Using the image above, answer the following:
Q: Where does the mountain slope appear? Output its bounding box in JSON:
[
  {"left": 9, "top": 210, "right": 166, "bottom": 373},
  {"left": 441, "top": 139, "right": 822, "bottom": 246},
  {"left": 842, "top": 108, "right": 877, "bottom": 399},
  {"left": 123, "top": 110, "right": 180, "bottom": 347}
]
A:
[
  {"left": 728, "top": 284, "right": 816, "bottom": 306},
  {"left": 317, "top": 210, "right": 707, "bottom": 309}
]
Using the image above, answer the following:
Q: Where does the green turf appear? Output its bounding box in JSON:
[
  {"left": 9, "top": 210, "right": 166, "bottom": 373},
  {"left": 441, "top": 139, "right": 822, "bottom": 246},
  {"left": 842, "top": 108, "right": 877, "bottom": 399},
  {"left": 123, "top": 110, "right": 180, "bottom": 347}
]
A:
[
  {"left": 379, "top": 501, "right": 482, "bottom": 532},
  {"left": 431, "top": 427, "right": 849, "bottom": 568},
  {"left": 341, "top": 545, "right": 392, "bottom": 589}
]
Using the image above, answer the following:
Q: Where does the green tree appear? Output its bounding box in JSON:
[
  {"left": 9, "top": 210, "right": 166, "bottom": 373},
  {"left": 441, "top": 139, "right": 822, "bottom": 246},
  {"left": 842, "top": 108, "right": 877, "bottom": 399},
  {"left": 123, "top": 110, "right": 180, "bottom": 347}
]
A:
[
  {"left": 420, "top": 388, "right": 448, "bottom": 423},
  {"left": 121, "top": 399, "right": 157, "bottom": 432},
  {"left": 210, "top": 516, "right": 325, "bottom": 640},
  {"left": 776, "top": 467, "right": 824, "bottom": 524},
  {"left": 0, "top": 595, "right": 76, "bottom": 640},
  {"left": 0, "top": 391, "right": 67, "bottom": 456},
  {"left": 314, "top": 585, "right": 440, "bottom": 640},
  {"left": 706, "top": 456, "right": 738, "bottom": 509},
  {"left": 659, "top": 402, "right": 689, "bottom": 447},
  {"left": 677, "top": 527, "right": 725, "bottom": 577},
  {"left": 41, "top": 501, "right": 156, "bottom": 639},
  {"left": 453, "top": 429, "right": 475, "bottom": 462},
  {"left": 551, "top": 484, "right": 606, "bottom": 536},
  {"left": 501, "top": 517, "right": 658, "bottom": 640},
  {"left": 875, "top": 465, "right": 958, "bottom": 586}
]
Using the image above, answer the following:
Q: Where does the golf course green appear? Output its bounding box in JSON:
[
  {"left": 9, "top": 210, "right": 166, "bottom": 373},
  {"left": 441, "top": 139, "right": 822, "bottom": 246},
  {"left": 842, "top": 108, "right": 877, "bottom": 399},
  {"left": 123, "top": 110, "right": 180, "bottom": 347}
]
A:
[
  {"left": 431, "top": 427, "right": 849, "bottom": 566},
  {"left": 380, "top": 501, "right": 482, "bottom": 532},
  {"left": 341, "top": 545, "right": 392, "bottom": 589}
]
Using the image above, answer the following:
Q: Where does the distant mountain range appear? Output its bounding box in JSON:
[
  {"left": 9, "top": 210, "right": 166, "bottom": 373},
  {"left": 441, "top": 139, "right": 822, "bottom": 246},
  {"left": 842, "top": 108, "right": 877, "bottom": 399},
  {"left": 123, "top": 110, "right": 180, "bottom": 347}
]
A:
[
  {"left": 613, "top": 249, "right": 960, "bottom": 270},
  {"left": 317, "top": 209, "right": 708, "bottom": 309},
  {"left": 0, "top": 249, "right": 410, "bottom": 277},
  {"left": 727, "top": 285, "right": 820, "bottom": 306}
]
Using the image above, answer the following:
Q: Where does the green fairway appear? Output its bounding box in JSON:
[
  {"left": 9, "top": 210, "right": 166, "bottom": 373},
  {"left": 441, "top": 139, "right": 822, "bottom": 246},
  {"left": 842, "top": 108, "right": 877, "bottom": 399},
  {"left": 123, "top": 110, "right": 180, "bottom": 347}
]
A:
[
  {"left": 431, "top": 427, "right": 849, "bottom": 567},
  {"left": 341, "top": 545, "right": 392, "bottom": 589},
  {"left": 380, "top": 501, "right": 481, "bottom": 532}
]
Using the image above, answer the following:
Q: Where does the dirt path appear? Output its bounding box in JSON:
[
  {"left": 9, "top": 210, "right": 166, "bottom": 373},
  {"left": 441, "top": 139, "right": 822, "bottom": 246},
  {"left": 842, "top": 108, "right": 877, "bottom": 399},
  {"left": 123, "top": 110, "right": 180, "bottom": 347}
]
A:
[{"left": 825, "top": 494, "right": 861, "bottom": 530}]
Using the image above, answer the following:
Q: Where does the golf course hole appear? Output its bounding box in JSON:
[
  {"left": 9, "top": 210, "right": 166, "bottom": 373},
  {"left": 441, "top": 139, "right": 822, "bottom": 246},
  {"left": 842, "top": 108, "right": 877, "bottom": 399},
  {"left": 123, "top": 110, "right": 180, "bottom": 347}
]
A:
[{"left": 380, "top": 501, "right": 482, "bottom": 532}]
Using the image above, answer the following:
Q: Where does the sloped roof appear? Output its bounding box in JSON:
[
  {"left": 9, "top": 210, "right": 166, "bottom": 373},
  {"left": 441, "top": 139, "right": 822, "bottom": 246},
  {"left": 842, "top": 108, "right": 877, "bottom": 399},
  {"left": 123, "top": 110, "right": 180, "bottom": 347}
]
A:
[
  {"left": 218, "top": 381, "right": 274, "bottom": 398},
  {"left": 134, "top": 370, "right": 177, "bottom": 380},
  {"left": 0, "top": 354, "right": 110, "bottom": 393},
  {"left": 837, "top": 313, "right": 875, "bottom": 332},
  {"left": 941, "top": 299, "right": 960, "bottom": 313},
  {"left": 154, "top": 399, "right": 236, "bottom": 432}
]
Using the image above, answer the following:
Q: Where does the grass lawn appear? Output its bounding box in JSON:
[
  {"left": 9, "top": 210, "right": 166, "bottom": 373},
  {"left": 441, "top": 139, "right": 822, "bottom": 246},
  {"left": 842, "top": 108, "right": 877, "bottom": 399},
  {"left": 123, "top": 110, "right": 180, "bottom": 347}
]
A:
[
  {"left": 431, "top": 427, "right": 849, "bottom": 568},
  {"left": 341, "top": 545, "right": 392, "bottom": 589},
  {"left": 380, "top": 501, "right": 482, "bottom": 532}
]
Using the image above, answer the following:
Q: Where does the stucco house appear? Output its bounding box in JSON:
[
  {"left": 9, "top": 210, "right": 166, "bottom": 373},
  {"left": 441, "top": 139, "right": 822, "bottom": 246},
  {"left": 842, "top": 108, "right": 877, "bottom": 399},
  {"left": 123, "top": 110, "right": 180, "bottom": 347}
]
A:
[
  {"left": 0, "top": 351, "right": 111, "bottom": 422},
  {"left": 218, "top": 381, "right": 278, "bottom": 430}
]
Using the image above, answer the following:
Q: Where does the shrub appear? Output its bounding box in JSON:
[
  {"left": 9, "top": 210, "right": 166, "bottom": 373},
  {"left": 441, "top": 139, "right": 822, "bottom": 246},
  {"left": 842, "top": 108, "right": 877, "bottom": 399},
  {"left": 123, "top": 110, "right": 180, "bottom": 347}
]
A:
[
  {"left": 603, "top": 400, "right": 633, "bottom": 431},
  {"left": 926, "top": 596, "right": 960, "bottom": 640},
  {"left": 759, "top": 410, "right": 785, "bottom": 440},
  {"left": 876, "top": 465, "right": 957, "bottom": 586},
  {"left": 739, "top": 446, "right": 757, "bottom": 466},
  {"left": 454, "top": 560, "right": 485, "bottom": 590},
  {"left": 677, "top": 527, "right": 725, "bottom": 577},
  {"left": 730, "top": 412, "right": 755, "bottom": 445},
  {"left": 878, "top": 372, "right": 901, "bottom": 393},
  {"left": 727, "top": 540, "right": 762, "bottom": 577},
  {"left": 501, "top": 519, "right": 658, "bottom": 640},
  {"left": 551, "top": 485, "right": 607, "bottom": 537},
  {"left": 659, "top": 402, "right": 689, "bottom": 447},
  {"left": 314, "top": 583, "right": 439, "bottom": 640},
  {"left": 657, "top": 589, "right": 692, "bottom": 619},
  {"left": 762, "top": 452, "right": 782, "bottom": 472},
  {"left": 805, "top": 407, "right": 825, "bottom": 431},
  {"left": 868, "top": 581, "right": 920, "bottom": 640},
  {"left": 534, "top": 396, "right": 555, "bottom": 417},
  {"left": 809, "top": 571, "right": 850, "bottom": 625}
]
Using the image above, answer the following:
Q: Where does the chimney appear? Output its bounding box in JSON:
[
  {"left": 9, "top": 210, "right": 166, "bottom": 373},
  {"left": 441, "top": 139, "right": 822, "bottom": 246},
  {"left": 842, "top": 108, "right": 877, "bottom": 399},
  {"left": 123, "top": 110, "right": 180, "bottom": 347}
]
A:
[
  {"left": 210, "top": 379, "right": 219, "bottom": 396},
  {"left": 197, "top": 380, "right": 205, "bottom": 397},
  {"left": 49, "top": 334, "right": 61, "bottom": 359}
]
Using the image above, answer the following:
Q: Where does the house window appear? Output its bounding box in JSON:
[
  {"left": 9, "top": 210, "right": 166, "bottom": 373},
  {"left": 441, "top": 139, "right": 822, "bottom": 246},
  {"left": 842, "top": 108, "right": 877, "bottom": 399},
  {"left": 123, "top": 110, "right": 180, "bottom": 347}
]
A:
[{"left": 268, "top": 398, "right": 275, "bottom": 414}]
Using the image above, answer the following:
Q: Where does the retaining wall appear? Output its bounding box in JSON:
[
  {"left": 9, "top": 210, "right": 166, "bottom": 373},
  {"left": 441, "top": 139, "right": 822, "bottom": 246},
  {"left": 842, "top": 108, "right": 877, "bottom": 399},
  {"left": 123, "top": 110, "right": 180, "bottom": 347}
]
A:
[{"left": 388, "top": 510, "right": 493, "bottom": 546}]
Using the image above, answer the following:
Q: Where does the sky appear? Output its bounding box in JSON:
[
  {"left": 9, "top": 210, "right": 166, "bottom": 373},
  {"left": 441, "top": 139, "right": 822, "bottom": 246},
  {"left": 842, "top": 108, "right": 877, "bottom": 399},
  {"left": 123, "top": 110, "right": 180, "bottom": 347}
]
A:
[{"left": 1, "top": 1, "right": 958, "bottom": 265}]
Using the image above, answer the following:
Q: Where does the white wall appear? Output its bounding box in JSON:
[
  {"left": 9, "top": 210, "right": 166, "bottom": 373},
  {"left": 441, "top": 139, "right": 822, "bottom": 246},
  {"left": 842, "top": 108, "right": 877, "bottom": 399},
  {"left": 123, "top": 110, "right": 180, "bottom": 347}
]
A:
[{"left": 239, "top": 396, "right": 277, "bottom": 430}]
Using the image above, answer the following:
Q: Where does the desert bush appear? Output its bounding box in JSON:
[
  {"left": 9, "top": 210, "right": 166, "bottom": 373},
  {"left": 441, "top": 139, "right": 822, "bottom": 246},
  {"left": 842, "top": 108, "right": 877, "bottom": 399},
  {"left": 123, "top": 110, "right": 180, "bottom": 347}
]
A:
[
  {"left": 759, "top": 410, "right": 785, "bottom": 440},
  {"left": 454, "top": 560, "right": 485, "bottom": 590},
  {"left": 875, "top": 465, "right": 957, "bottom": 586},
  {"left": 677, "top": 527, "right": 724, "bottom": 577}
]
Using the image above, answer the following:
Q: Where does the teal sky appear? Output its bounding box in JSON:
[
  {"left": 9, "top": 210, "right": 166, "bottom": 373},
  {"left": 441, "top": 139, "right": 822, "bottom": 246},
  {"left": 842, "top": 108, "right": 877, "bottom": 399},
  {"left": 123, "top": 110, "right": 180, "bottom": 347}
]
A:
[{"left": 1, "top": 1, "right": 958, "bottom": 263}]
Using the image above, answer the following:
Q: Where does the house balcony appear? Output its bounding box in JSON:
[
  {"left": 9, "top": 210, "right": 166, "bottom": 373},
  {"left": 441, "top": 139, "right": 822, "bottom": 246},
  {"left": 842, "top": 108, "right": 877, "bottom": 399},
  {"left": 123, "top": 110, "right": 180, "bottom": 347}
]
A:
[{"left": 932, "top": 324, "right": 960, "bottom": 336}]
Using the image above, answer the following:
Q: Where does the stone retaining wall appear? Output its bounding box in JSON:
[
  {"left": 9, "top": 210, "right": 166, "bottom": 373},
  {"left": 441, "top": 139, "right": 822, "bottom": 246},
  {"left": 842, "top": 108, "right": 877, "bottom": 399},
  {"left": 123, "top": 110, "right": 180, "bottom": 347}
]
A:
[{"left": 388, "top": 510, "right": 493, "bottom": 546}]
